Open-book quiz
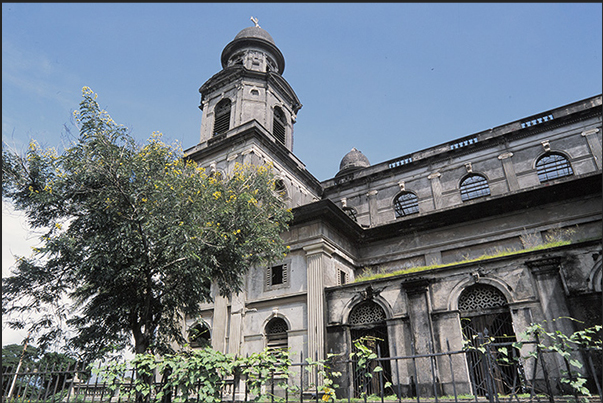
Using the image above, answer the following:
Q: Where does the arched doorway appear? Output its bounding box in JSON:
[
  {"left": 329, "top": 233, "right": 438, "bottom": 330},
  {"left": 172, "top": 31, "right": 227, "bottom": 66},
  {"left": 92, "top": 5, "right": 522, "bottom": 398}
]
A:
[
  {"left": 348, "top": 300, "right": 392, "bottom": 398},
  {"left": 459, "top": 284, "right": 522, "bottom": 396}
]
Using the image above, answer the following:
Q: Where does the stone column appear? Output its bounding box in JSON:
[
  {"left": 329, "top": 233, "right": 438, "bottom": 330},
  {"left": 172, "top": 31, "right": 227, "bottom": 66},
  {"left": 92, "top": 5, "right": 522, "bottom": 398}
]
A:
[
  {"left": 227, "top": 291, "right": 246, "bottom": 356},
  {"left": 304, "top": 242, "right": 335, "bottom": 378},
  {"left": 212, "top": 294, "right": 229, "bottom": 353},
  {"left": 498, "top": 152, "right": 519, "bottom": 191},
  {"left": 366, "top": 190, "right": 379, "bottom": 227},
  {"left": 428, "top": 172, "right": 442, "bottom": 209},
  {"left": 526, "top": 257, "right": 583, "bottom": 384},
  {"left": 430, "top": 311, "right": 473, "bottom": 396},
  {"left": 582, "top": 128, "right": 602, "bottom": 170},
  {"left": 401, "top": 279, "right": 437, "bottom": 396}
]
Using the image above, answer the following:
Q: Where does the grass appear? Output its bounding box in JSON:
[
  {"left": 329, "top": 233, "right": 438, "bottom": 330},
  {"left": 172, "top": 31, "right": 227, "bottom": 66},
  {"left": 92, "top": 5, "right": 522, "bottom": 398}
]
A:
[{"left": 354, "top": 240, "right": 571, "bottom": 283}]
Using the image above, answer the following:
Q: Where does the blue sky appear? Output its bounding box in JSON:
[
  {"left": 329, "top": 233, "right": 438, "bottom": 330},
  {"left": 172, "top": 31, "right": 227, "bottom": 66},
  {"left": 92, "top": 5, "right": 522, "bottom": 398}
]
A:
[{"left": 2, "top": 3, "right": 602, "bottom": 347}]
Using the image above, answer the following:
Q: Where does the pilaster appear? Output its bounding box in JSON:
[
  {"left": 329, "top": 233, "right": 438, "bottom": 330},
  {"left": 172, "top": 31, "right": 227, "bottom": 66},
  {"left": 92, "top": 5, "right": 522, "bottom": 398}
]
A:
[{"left": 304, "top": 242, "right": 335, "bottom": 365}]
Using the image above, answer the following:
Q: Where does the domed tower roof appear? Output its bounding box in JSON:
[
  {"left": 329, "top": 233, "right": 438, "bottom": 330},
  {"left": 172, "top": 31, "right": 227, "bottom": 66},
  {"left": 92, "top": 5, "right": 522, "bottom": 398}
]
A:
[
  {"left": 221, "top": 23, "right": 285, "bottom": 74},
  {"left": 337, "top": 148, "right": 371, "bottom": 176}
]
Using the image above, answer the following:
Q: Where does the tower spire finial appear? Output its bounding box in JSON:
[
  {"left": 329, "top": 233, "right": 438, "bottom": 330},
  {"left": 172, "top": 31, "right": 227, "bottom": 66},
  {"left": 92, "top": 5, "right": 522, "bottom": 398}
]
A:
[{"left": 250, "top": 16, "right": 260, "bottom": 28}]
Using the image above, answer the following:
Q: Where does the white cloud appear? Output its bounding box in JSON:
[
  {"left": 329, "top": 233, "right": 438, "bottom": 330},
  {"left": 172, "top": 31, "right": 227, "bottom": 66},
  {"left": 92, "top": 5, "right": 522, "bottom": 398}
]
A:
[{"left": 2, "top": 201, "right": 42, "bottom": 346}]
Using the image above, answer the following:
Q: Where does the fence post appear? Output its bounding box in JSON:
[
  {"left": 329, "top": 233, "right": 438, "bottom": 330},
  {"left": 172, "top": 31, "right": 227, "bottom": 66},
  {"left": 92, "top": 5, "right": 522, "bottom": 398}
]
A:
[
  {"left": 445, "top": 339, "right": 458, "bottom": 403},
  {"left": 410, "top": 341, "right": 420, "bottom": 403},
  {"left": 377, "top": 344, "right": 384, "bottom": 403},
  {"left": 300, "top": 351, "right": 304, "bottom": 403}
]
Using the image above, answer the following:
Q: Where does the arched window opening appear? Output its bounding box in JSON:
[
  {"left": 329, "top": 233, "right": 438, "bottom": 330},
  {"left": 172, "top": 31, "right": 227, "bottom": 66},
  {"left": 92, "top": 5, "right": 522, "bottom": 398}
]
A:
[
  {"left": 273, "top": 106, "right": 286, "bottom": 145},
  {"left": 393, "top": 192, "right": 419, "bottom": 218},
  {"left": 188, "top": 322, "right": 211, "bottom": 348},
  {"left": 460, "top": 174, "right": 490, "bottom": 201},
  {"left": 459, "top": 284, "right": 521, "bottom": 396},
  {"left": 265, "top": 317, "right": 288, "bottom": 353},
  {"left": 348, "top": 301, "right": 392, "bottom": 398},
  {"left": 343, "top": 206, "right": 358, "bottom": 222},
  {"left": 274, "top": 179, "right": 288, "bottom": 199},
  {"left": 536, "top": 153, "right": 573, "bottom": 182},
  {"left": 213, "top": 99, "right": 231, "bottom": 136}
]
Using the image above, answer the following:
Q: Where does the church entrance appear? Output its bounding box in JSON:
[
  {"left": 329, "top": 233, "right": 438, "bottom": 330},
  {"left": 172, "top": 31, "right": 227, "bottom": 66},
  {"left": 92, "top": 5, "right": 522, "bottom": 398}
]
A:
[
  {"left": 459, "top": 284, "right": 523, "bottom": 396},
  {"left": 348, "top": 301, "right": 392, "bottom": 398}
]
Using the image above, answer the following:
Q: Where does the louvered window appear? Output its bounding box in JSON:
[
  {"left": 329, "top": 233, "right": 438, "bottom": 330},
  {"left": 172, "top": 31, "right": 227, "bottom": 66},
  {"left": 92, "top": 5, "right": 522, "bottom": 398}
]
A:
[
  {"left": 265, "top": 263, "right": 289, "bottom": 291},
  {"left": 266, "top": 317, "right": 288, "bottom": 352},
  {"left": 273, "top": 107, "right": 286, "bottom": 145},
  {"left": 213, "top": 99, "right": 231, "bottom": 136},
  {"left": 460, "top": 174, "right": 490, "bottom": 201},
  {"left": 536, "top": 153, "right": 573, "bottom": 182},
  {"left": 337, "top": 269, "right": 348, "bottom": 285},
  {"left": 394, "top": 192, "right": 419, "bottom": 218}
]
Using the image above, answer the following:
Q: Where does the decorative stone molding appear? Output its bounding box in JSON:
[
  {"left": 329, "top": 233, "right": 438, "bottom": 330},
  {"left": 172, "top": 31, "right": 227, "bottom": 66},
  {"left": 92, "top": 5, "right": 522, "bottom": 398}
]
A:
[
  {"left": 465, "top": 162, "right": 473, "bottom": 173},
  {"left": 366, "top": 190, "right": 378, "bottom": 197},
  {"left": 525, "top": 256, "right": 563, "bottom": 275},
  {"left": 428, "top": 172, "right": 441, "bottom": 180},
  {"left": 340, "top": 198, "right": 347, "bottom": 208},
  {"left": 581, "top": 128, "right": 600, "bottom": 136},
  {"left": 398, "top": 181, "right": 405, "bottom": 191},
  {"left": 541, "top": 140, "right": 551, "bottom": 152},
  {"left": 498, "top": 152, "right": 514, "bottom": 160},
  {"left": 401, "top": 278, "right": 430, "bottom": 296}
]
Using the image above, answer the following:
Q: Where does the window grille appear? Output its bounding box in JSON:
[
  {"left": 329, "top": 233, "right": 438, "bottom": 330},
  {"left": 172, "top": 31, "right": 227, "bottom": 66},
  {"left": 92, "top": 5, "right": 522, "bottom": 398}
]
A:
[
  {"left": 265, "top": 264, "right": 289, "bottom": 290},
  {"left": 460, "top": 174, "right": 490, "bottom": 201},
  {"left": 458, "top": 284, "right": 507, "bottom": 312},
  {"left": 349, "top": 301, "right": 386, "bottom": 325},
  {"left": 343, "top": 206, "right": 358, "bottom": 221},
  {"left": 536, "top": 153, "right": 573, "bottom": 182},
  {"left": 213, "top": 99, "right": 231, "bottom": 136},
  {"left": 273, "top": 107, "right": 286, "bottom": 145},
  {"left": 266, "top": 317, "right": 288, "bottom": 351},
  {"left": 394, "top": 192, "right": 419, "bottom": 218}
]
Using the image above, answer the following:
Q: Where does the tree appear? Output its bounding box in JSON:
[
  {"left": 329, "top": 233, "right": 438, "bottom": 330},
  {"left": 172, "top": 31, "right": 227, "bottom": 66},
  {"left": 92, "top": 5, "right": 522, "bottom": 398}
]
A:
[{"left": 2, "top": 87, "right": 293, "bottom": 361}]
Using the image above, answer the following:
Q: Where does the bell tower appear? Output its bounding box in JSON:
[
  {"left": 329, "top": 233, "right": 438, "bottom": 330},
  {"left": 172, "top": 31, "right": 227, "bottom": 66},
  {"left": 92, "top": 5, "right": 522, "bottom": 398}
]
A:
[{"left": 198, "top": 19, "right": 302, "bottom": 152}]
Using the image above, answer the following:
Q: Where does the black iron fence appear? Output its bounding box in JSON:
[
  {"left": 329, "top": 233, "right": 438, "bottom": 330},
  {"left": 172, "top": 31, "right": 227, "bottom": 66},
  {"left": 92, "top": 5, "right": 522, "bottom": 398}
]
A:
[{"left": 2, "top": 339, "right": 601, "bottom": 403}]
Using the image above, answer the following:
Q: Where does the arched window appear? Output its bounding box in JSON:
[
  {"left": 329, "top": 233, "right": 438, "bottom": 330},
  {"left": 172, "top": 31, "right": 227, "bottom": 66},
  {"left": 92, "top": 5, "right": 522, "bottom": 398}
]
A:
[
  {"left": 274, "top": 179, "right": 288, "bottom": 199},
  {"left": 536, "top": 153, "right": 573, "bottom": 182},
  {"left": 393, "top": 192, "right": 419, "bottom": 218},
  {"left": 265, "top": 317, "right": 288, "bottom": 352},
  {"left": 460, "top": 174, "right": 490, "bottom": 201},
  {"left": 213, "top": 99, "right": 231, "bottom": 136},
  {"left": 273, "top": 106, "right": 286, "bottom": 145},
  {"left": 188, "top": 322, "right": 211, "bottom": 348}
]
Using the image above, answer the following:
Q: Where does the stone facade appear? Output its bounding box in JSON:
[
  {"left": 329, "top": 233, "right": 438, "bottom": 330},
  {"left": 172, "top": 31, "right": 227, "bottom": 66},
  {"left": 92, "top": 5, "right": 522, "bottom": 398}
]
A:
[{"left": 183, "top": 24, "right": 602, "bottom": 398}]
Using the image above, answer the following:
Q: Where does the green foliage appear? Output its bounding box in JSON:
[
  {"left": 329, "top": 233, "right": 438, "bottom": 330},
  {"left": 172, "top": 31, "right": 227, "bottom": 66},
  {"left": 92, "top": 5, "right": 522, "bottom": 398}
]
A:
[
  {"left": 303, "top": 354, "right": 342, "bottom": 402},
  {"left": 92, "top": 347, "right": 293, "bottom": 402},
  {"left": 350, "top": 337, "right": 392, "bottom": 401},
  {"left": 463, "top": 317, "right": 602, "bottom": 398},
  {"left": 2, "top": 87, "right": 293, "bottom": 360},
  {"left": 514, "top": 318, "right": 602, "bottom": 397}
]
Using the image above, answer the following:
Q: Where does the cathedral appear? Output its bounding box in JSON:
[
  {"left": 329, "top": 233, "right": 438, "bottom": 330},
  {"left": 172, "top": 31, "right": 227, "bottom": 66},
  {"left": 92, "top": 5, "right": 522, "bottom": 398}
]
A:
[{"left": 182, "top": 23, "right": 602, "bottom": 398}]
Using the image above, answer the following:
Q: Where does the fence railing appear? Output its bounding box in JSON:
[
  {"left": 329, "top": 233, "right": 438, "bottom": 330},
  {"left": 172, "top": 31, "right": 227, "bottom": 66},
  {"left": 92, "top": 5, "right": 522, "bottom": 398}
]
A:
[{"left": 2, "top": 340, "right": 601, "bottom": 403}]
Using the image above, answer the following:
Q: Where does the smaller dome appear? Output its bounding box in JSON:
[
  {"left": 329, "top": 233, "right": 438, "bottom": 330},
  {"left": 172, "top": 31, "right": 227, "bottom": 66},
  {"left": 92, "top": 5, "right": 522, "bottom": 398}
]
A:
[
  {"left": 337, "top": 148, "right": 370, "bottom": 176},
  {"left": 234, "top": 26, "right": 276, "bottom": 45}
]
